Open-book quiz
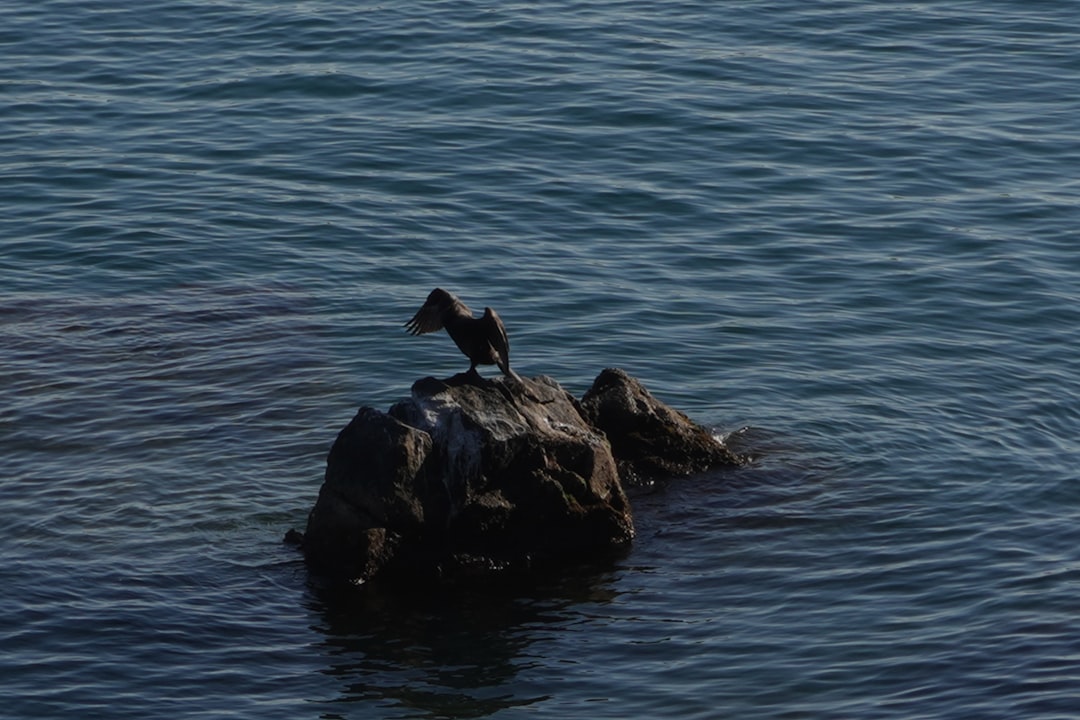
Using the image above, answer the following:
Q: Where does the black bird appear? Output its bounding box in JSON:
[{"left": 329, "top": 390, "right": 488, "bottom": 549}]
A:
[{"left": 405, "top": 288, "right": 518, "bottom": 379}]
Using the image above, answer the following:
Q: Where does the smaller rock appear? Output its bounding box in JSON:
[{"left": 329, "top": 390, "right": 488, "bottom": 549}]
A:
[{"left": 580, "top": 368, "right": 741, "bottom": 484}]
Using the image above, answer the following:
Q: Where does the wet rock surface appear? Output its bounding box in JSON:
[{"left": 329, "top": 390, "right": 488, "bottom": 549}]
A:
[
  {"left": 299, "top": 369, "right": 738, "bottom": 584},
  {"left": 580, "top": 368, "right": 742, "bottom": 484}
]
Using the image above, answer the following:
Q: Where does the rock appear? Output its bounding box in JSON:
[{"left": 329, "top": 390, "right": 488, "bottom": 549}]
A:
[
  {"left": 302, "top": 373, "right": 635, "bottom": 584},
  {"left": 299, "top": 368, "right": 740, "bottom": 585},
  {"left": 301, "top": 406, "right": 444, "bottom": 582},
  {"left": 580, "top": 368, "right": 741, "bottom": 484}
]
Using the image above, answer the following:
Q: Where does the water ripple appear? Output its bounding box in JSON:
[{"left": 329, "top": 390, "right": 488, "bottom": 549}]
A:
[{"left": 3, "top": 0, "right": 1080, "bottom": 718}]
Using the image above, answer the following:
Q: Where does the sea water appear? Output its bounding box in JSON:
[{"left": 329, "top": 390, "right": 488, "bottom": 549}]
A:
[{"left": 3, "top": 1, "right": 1079, "bottom": 718}]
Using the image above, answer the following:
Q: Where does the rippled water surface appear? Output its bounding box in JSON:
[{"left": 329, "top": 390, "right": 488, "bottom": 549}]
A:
[{"left": 3, "top": 1, "right": 1079, "bottom": 718}]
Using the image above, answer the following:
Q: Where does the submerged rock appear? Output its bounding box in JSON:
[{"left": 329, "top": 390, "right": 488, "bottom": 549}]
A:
[{"left": 300, "top": 369, "right": 739, "bottom": 585}]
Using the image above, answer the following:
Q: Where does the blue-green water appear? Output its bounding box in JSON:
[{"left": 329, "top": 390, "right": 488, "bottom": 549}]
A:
[{"left": 3, "top": 1, "right": 1079, "bottom": 717}]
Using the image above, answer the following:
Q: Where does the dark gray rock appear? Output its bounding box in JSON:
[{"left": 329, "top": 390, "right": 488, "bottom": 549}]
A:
[
  {"left": 580, "top": 368, "right": 741, "bottom": 484},
  {"left": 302, "top": 374, "right": 634, "bottom": 584},
  {"left": 299, "top": 368, "right": 740, "bottom": 585},
  {"left": 302, "top": 406, "right": 443, "bottom": 582}
]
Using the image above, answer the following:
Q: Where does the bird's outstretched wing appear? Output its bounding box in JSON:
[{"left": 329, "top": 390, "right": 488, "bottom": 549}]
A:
[
  {"left": 404, "top": 301, "right": 444, "bottom": 335},
  {"left": 404, "top": 288, "right": 461, "bottom": 335}
]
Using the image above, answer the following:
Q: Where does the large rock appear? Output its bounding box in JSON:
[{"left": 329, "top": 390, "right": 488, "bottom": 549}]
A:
[
  {"left": 302, "top": 374, "right": 635, "bottom": 584},
  {"left": 580, "top": 368, "right": 741, "bottom": 484},
  {"left": 299, "top": 368, "right": 741, "bottom": 585}
]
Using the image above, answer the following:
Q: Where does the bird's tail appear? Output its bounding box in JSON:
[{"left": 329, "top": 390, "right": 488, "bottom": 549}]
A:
[{"left": 500, "top": 362, "right": 522, "bottom": 382}]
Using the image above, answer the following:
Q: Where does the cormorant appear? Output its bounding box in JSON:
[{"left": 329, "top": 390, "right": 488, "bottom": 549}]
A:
[{"left": 404, "top": 288, "right": 518, "bottom": 379}]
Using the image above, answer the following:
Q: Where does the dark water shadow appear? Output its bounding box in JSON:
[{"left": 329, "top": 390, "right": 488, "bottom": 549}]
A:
[{"left": 302, "top": 559, "right": 624, "bottom": 718}]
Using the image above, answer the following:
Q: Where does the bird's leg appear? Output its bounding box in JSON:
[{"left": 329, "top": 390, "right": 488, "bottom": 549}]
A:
[{"left": 465, "top": 364, "right": 483, "bottom": 385}]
